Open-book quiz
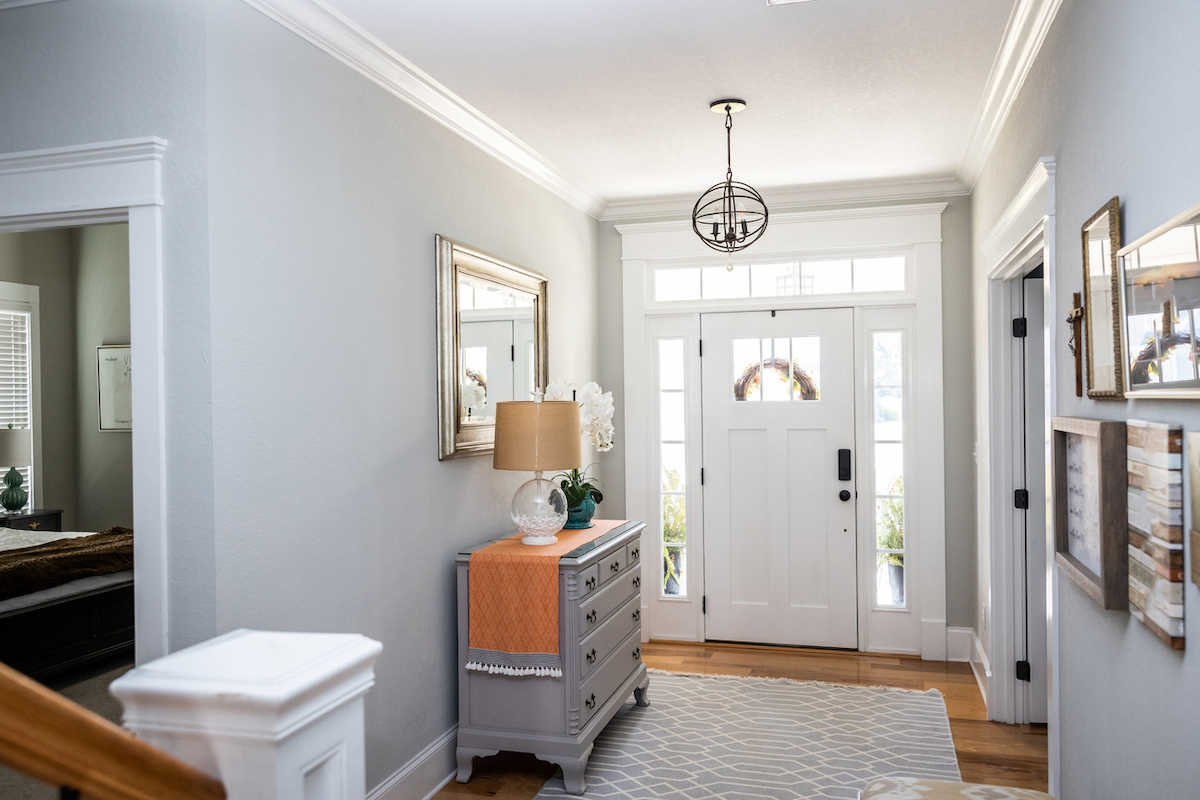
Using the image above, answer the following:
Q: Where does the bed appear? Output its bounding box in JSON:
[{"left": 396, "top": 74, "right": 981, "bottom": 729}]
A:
[{"left": 0, "top": 527, "right": 134, "bottom": 680}]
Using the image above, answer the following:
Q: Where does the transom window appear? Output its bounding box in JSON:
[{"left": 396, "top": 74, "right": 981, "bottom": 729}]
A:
[{"left": 654, "top": 256, "right": 905, "bottom": 303}]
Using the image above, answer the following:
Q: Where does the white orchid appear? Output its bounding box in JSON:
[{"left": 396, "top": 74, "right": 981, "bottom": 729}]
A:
[
  {"left": 542, "top": 378, "right": 573, "bottom": 401},
  {"left": 461, "top": 381, "right": 486, "bottom": 410},
  {"left": 542, "top": 378, "right": 615, "bottom": 452}
]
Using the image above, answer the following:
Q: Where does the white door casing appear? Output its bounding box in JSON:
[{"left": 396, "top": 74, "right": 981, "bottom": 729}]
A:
[
  {"left": 621, "top": 203, "right": 946, "bottom": 658},
  {"left": 702, "top": 308, "right": 858, "bottom": 648}
]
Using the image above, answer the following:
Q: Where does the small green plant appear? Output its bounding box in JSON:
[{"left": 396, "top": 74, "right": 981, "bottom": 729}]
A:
[
  {"left": 554, "top": 465, "right": 603, "bottom": 508},
  {"left": 877, "top": 476, "right": 904, "bottom": 566},
  {"left": 663, "top": 546, "right": 681, "bottom": 592},
  {"left": 662, "top": 468, "right": 686, "bottom": 544}
]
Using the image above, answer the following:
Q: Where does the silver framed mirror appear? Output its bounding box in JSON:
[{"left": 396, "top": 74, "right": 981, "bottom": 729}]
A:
[
  {"left": 436, "top": 235, "right": 549, "bottom": 459},
  {"left": 1118, "top": 200, "right": 1200, "bottom": 398},
  {"left": 1081, "top": 197, "right": 1124, "bottom": 398}
]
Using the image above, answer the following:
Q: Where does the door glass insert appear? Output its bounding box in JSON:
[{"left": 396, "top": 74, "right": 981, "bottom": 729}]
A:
[
  {"left": 732, "top": 337, "right": 820, "bottom": 401},
  {"left": 872, "top": 330, "right": 905, "bottom": 607},
  {"left": 658, "top": 338, "right": 688, "bottom": 596}
]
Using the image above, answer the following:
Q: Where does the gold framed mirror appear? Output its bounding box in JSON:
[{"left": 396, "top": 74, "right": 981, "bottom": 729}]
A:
[
  {"left": 1081, "top": 197, "right": 1124, "bottom": 398},
  {"left": 437, "top": 235, "right": 549, "bottom": 460}
]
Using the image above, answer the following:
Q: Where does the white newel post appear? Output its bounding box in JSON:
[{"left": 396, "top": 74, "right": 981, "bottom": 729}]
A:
[{"left": 110, "top": 629, "right": 382, "bottom": 800}]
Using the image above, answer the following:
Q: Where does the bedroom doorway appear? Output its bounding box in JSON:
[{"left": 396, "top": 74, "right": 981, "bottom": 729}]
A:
[{"left": 700, "top": 308, "right": 859, "bottom": 649}]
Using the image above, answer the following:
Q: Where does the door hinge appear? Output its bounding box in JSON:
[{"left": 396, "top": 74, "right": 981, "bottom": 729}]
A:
[
  {"left": 1012, "top": 317, "right": 1027, "bottom": 338},
  {"left": 1015, "top": 660, "right": 1031, "bottom": 682},
  {"left": 699, "top": 339, "right": 703, "bottom": 357},
  {"left": 1014, "top": 489, "right": 1029, "bottom": 509},
  {"left": 510, "top": 344, "right": 515, "bottom": 361},
  {"left": 702, "top": 595, "right": 706, "bottom": 614},
  {"left": 700, "top": 467, "right": 704, "bottom": 486}
]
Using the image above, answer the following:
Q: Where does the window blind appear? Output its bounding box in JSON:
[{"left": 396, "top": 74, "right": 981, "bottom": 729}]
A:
[{"left": 0, "top": 309, "right": 32, "bottom": 508}]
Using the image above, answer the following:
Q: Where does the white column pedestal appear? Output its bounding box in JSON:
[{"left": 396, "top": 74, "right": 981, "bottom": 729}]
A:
[{"left": 110, "top": 629, "right": 382, "bottom": 800}]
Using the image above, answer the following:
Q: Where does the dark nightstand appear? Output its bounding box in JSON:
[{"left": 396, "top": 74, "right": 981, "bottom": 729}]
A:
[{"left": 1, "top": 509, "right": 63, "bottom": 532}]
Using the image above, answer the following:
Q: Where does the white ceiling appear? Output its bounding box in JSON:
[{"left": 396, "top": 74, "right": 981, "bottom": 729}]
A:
[{"left": 323, "top": 0, "right": 1016, "bottom": 204}]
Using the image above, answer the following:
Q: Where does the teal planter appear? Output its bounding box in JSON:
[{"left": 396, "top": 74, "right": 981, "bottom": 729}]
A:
[{"left": 564, "top": 494, "right": 596, "bottom": 529}]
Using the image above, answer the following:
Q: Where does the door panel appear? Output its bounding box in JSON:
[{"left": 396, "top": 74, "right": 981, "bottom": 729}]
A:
[{"left": 702, "top": 308, "right": 858, "bottom": 648}]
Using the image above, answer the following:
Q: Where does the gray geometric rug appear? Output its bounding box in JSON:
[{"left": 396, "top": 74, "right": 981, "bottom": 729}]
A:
[{"left": 535, "top": 670, "right": 960, "bottom": 799}]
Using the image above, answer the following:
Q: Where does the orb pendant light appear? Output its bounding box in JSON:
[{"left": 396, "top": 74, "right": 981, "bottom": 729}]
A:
[{"left": 692, "top": 99, "right": 768, "bottom": 258}]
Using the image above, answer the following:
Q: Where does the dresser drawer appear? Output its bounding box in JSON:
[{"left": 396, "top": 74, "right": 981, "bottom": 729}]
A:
[
  {"left": 578, "top": 564, "right": 601, "bottom": 599},
  {"left": 579, "top": 568, "right": 640, "bottom": 636},
  {"left": 579, "top": 627, "right": 643, "bottom": 727},
  {"left": 598, "top": 548, "right": 626, "bottom": 584},
  {"left": 625, "top": 536, "right": 642, "bottom": 566},
  {"left": 579, "top": 593, "right": 640, "bottom": 679},
  {"left": 4, "top": 511, "right": 61, "bottom": 532}
]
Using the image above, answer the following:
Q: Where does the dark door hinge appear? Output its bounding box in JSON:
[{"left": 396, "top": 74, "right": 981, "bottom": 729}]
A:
[
  {"left": 510, "top": 344, "right": 515, "bottom": 361},
  {"left": 699, "top": 339, "right": 703, "bottom": 357},
  {"left": 702, "top": 595, "right": 706, "bottom": 614},
  {"left": 1012, "top": 318, "right": 1027, "bottom": 338},
  {"left": 700, "top": 467, "right": 704, "bottom": 486},
  {"left": 1015, "top": 660, "right": 1031, "bottom": 682},
  {"left": 1014, "top": 489, "right": 1029, "bottom": 509}
]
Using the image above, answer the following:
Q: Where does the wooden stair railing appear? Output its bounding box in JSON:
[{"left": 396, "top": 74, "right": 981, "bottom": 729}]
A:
[{"left": 0, "top": 660, "right": 225, "bottom": 800}]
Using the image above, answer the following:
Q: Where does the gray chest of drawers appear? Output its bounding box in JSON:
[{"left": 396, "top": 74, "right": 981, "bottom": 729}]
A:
[{"left": 455, "top": 521, "right": 649, "bottom": 795}]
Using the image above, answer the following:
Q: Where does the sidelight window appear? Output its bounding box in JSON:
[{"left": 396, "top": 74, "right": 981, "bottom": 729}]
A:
[
  {"left": 873, "top": 330, "right": 905, "bottom": 607},
  {"left": 658, "top": 338, "right": 687, "bottom": 596}
]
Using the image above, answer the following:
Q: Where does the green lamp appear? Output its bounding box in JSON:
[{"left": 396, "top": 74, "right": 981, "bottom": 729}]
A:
[{"left": 0, "top": 427, "right": 32, "bottom": 513}]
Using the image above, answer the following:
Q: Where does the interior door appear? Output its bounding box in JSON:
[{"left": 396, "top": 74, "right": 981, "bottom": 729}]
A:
[
  {"left": 702, "top": 308, "right": 858, "bottom": 648},
  {"left": 459, "top": 319, "right": 514, "bottom": 421},
  {"left": 1019, "top": 271, "right": 1048, "bottom": 723}
]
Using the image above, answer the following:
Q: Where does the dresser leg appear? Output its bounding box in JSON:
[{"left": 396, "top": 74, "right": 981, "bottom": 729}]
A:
[
  {"left": 634, "top": 673, "right": 651, "bottom": 707},
  {"left": 455, "top": 746, "right": 499, "bottom": 783},
  {"left": 537, "top": 744, "right": 593, "bottom": 795}
]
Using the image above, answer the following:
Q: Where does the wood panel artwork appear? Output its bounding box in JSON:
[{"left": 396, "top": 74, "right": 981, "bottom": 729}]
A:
[
  {"left": 1051, "top": 417, "right": 1127, "bottom": 608},
  {"left": 1128, "top": 420, "right": 1185, "bottom": 649}
]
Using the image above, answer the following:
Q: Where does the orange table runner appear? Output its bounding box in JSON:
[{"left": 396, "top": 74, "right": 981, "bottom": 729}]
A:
[{"left": 467, "top": 520, "right": 629, "bottom": 677}]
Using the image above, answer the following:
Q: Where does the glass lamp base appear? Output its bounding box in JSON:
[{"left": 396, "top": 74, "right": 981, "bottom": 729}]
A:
[{"left": 512, "top": 472, "right": 567, "bottom": 546}]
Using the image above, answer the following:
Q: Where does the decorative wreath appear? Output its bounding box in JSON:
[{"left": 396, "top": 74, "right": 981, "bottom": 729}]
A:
[
  {"left": 734, "top": 358, "right": 819, "bottom": 401},
  {"left": 1130, "top": 333, "right": 1192, "bottom": 385}
]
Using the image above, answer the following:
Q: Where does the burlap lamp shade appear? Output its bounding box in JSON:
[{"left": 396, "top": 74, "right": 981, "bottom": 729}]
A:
[{"left": 493, "top": 401, "right": 581, "bottom": 472}]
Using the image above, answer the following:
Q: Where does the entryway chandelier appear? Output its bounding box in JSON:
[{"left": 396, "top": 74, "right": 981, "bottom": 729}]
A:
[{"left": 692, "top": 99, "right": 768, "bottom": 256}]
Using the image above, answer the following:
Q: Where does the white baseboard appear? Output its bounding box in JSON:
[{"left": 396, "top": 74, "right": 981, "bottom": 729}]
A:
[
  {"left": 945, "top": 627, "right": 973, "bottom": 662},
  {"left": 368, "top": 726, "right": 457, "bottom": 800},
  {"left": 969, "top": 630, "right": 991, "bottom": 707}
]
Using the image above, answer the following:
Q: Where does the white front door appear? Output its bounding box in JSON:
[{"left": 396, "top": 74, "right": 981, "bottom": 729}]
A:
[{"left": 701, "top": 308, "right": 858, "bottom": 648}]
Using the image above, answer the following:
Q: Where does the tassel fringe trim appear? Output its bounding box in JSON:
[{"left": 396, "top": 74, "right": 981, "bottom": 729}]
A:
[{"left": 466, "top": 661, "right": 563, "bottom": 678}]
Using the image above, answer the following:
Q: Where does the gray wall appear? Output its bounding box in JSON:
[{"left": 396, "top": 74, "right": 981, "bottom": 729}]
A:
[
  {"left": 203, "top": 0, "right": 601, "bottom": 787},
  {"left": 0, "top": 229, "right": 79, "bottom": 528},
  {"left": 971, "top": 0, "right": 1200, "bottom": 794},
  {"left": 72, "top": 224, "right": 133, "bottom": 531},
  {"left": 597, "top": 193, "right": 978, "bottom": 628},
  {"left": 0, "top": 0, "right": 217, "bottom": 648}
]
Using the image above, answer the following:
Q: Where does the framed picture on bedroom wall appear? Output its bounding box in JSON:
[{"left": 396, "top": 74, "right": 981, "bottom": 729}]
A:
[
  {"left": 1051, "top": 416, "right": 1128, "bottom": 609},
  {"left": 97, "top": 345, "right": 131, "bottom": 431}
]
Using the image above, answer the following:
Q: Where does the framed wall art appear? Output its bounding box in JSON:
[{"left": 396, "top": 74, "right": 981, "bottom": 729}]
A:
[
  {"left": 1082, "top": 197, "right": 1123, "bottom": 398},
  {"left": 1187, "top": 431, "right": 1200, "bottom": 592},
  {"left": 1117, "top": 201, "right": 1200, "bottom": 397},
  {"left": 97, "top": 345, "right": 132, "bottom": 431},
  {"left": 1051, "top": 416, "right": 1127, "bottom": 609},
  {"left": 1128, "top": 420, "right": 1185, "bottom": 649}
]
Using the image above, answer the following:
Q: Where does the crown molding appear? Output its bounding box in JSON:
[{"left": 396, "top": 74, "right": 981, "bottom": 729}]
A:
[
  {"left": 615, "top": 201, "right": 948, "bottom": 236},
  {"left": 958, "top": 0, "right": 1064, "bottom": 189},
  {"left": 241, "top": 0, "right": 606, "bottom": 218},
  {"left": 0, "top": 136, "right": 166, "bottom": 176},
  {"left": 601, "top": 174, "right": 966, "bottom": 223},
  {"left": 0, "top": 0, "right": 64, "bottom": 10}
]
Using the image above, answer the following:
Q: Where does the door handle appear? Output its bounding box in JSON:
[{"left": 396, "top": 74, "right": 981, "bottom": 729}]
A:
[
  {"left": 839, "top": 490, "right": 852, "bottom": 502},
  {"left": 838, "top": 449, "right": 851, "bottom": 481}
]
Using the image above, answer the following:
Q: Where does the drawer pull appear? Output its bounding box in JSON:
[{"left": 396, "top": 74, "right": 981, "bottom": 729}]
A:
[
  {"left": 632, "top": 576, "right": 641, "bottom": 589},
  {"left": 586, "top": 648, "right": 596, "bottom": 664},
  {"left": 585, "top": 693, "right": 596, "bottom": 710},
  {"left": 28, "top": 522, "right": 40, "bottom": 530},
  {"left": 585, "top": 576, "right": 597, "bottom": 590},
  {"left": 610, "top": 560, "right": 621, "bottom": 573},
  {"left": 632, "top": 647, "right": 641, "bottom": 660},
  {"left": 586, "top": 610, "right": 598, "bottom": 625},
  {"left": 632, "top": 610, "right": 640, "bottom": 622},
  {"left": 631, "top": 547, "right": 640, "bottom": 560}
]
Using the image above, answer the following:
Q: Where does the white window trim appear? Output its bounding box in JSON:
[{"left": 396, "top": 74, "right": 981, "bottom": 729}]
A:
[
  {"left": 621, "top": 202, "right": 948, "bottom": 659},
  {"left": 0, "top": 283, "right": 41, "bottom": 510}
]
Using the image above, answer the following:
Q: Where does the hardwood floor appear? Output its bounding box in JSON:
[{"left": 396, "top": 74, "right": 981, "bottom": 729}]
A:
[{"left": 435, "top": 641, "right": 1048, "bottom": 799}]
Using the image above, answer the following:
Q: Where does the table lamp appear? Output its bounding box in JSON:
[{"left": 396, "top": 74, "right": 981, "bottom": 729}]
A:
[
  {"left": 493, "top": 399, "right": 581, "bottom": 545},
  {"left": 0, "top": 427, "right": 32, "bottom": 513}
]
